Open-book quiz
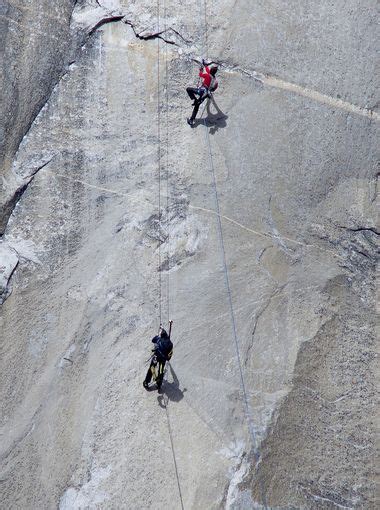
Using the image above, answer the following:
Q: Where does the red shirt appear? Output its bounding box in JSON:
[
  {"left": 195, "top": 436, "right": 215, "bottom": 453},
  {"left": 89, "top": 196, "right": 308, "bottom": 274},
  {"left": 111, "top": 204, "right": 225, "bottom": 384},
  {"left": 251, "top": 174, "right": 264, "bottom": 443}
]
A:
[{"left": 199, "top": 66, "right": 212, "bottom": 88}]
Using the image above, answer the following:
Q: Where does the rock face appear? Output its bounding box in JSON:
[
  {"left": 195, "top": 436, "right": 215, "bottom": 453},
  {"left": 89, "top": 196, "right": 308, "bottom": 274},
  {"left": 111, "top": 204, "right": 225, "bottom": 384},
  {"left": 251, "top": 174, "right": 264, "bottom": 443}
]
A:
[
  {"left": 0, "top": 1, "right": 378, "bottom": 509},
  {"left": 0, "top": 0, "right": 77, "bottom": 232}
]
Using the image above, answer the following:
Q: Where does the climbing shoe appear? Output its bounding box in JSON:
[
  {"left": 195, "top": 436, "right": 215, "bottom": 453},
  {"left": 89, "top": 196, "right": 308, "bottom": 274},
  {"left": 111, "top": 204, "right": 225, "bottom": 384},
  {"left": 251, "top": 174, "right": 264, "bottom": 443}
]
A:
[
  {"left": 143, "top": 381, "right": 149, "bottom": 390},
  {"left": 187, "top": 118, "right": 195, "bottom": 127}
]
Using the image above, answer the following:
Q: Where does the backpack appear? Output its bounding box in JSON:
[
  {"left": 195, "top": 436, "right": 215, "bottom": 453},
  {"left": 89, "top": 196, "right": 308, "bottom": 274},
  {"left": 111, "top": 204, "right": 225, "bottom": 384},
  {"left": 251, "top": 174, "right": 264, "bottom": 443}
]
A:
[
  {"left": 209, "top": 76, "right": 218, "bottom": 92},
  {"left": 157, "top": 337, "right": 173, "bottom": 361}
]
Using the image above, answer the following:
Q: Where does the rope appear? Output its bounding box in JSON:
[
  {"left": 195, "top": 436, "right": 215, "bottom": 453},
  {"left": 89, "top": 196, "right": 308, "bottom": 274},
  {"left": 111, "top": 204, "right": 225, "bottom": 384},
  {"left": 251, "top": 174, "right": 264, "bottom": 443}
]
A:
[
  {"left": 157, "top": 0, "right": 170, "bottom": 325},
  {"left": 201, "top": 2, "right": 268, "bottom": 508},
  {"left": 156, "top": 3, "right": 184, "bottom": 508},
  {"left": 164, "top": 0, "right": 170, "bottom": 322},
  {"left": 203, "top": 0, "right": 208, "bottom": 56},
  {"left": 157, "top": 0, "right": 162, "bottom": 324},
  {"left": 201, "top": 101, "right": 268, "bottom": 510},
  {"left": 163, "top": 368, "right": 185, "bottom": 510}
]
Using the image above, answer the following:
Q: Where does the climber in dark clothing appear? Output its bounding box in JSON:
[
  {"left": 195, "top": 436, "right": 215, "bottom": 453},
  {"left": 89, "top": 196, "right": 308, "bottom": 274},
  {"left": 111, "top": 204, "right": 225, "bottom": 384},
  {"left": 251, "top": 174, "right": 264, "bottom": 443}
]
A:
[
  {"left": 186, "top": 61, "right": 218, "bottom": 126},
  {"left": 143, "top": 326, "right": 173, "bottom": 391}
]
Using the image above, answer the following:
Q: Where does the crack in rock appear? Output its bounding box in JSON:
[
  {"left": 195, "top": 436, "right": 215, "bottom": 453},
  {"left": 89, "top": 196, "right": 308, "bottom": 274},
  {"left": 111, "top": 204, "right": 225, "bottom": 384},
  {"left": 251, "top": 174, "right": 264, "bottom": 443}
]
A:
[
  {"left": 1, "top": 154, "right": 55, "bottom": 236},
  {"left": 336, "top": 224, "right": 380, "bottom": 236},
  {"left": 87, "top": 14, "right": 124, "bottom": 37},
  {"left": 124, "top": 20, "right": 191, "bottom": 46},
  {"left": 0, "top": 242, "right": 19, "bottom": 304},
  {"left": 244, "top": 284, "right": 287, "bottom": 367}
]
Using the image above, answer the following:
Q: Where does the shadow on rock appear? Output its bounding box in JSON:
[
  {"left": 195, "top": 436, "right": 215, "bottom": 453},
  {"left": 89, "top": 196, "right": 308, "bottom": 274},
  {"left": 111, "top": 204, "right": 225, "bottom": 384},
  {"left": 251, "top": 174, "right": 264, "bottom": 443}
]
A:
[
  {"left": 157, "top": 364, "right": 187, "bottom": 407},
  {"left": 192, "top": 97, "right": 228, "bottom": 133}
]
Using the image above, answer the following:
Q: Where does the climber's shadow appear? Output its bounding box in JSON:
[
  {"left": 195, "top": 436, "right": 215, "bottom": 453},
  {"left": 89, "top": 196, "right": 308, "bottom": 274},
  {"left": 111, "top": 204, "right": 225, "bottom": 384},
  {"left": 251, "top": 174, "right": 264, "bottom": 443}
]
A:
[
  {"left": 157, "top": 364, "right": 186, "bottom": 407},
  {"left": 192, "top": 96, "right": 228, "bottom": 133}
]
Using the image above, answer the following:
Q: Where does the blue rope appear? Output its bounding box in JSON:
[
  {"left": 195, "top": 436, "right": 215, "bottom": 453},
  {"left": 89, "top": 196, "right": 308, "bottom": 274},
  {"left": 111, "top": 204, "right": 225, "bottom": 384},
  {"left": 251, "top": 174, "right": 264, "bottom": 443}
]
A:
[
  {"left": 202, "top": 108, "right": 268, "bottom": 509},
  {"left": 201, "top": 0, "right": 268, "bottom": 501}
]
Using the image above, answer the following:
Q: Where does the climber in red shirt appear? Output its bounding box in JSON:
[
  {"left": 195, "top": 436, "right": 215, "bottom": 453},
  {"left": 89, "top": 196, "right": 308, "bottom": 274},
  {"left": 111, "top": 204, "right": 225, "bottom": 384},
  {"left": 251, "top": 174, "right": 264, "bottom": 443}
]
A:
[
  {"left": 199, "top": 65, "right": 214, "bottom": 89},
  {"left": 186, "top": 60, "right": 218, "bottom": 126}
]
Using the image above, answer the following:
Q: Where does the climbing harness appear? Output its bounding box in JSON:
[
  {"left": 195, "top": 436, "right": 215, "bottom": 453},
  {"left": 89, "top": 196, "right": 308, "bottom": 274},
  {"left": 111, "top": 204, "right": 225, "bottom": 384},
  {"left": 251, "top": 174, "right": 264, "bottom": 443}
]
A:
[{"left": 149, "top": 355, "right": 164, "bottom": 385}]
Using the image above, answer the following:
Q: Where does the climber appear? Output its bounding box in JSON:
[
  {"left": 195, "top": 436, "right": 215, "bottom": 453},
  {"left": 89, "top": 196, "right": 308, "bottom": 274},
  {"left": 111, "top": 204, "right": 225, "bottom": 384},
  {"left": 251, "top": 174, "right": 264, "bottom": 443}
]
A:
[
  {"left": 143, "top": 322, "right": 173, "bottom": 391},
  {"left": 186, "top": 60, "right": 218, "bottom": 126}
]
